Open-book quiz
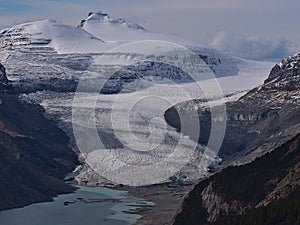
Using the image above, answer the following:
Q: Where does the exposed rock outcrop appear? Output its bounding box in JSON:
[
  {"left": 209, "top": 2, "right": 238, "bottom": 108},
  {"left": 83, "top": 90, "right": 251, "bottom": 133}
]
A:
[
  {"left": 0, "top": 63, "right": 8, "bottom": 84},
  {"left": 201, "top": 182, "right": 230, "bottom": 222},
  {"left": 266, "top": 53, "right": 300, "bottom": 83},
  {"left": 78, "top": 11, "right": 146, "bottom": 31}
]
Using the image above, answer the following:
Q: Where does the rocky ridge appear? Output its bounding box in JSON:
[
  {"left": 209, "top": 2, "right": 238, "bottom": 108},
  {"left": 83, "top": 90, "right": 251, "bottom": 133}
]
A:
[
  {"left": 165, "top": 53, "right": 300, "bottom": 164},
  {"left": 79, "top": 11, "right": 146, "bottom": 31}
]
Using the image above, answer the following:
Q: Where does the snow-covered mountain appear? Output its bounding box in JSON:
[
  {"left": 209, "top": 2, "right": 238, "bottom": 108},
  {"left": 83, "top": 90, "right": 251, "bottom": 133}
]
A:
[
  {"left": 0, "top": 11, "right": 273, "bottom": 79},
  {"left": 0, "top": 11, "right": 275, "bottom": 186},
  {"left": 79, "top": 11, "right": 146, "bottom": 42},
  {"left": 78, "top": 11, "right": 204, "bottom": 46},
  {"left": 0, "top": 19, "right": 109, "bottom": 54}
]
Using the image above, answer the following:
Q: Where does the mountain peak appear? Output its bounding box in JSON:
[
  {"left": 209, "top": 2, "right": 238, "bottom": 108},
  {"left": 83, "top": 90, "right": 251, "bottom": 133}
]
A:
[
  {"left": 79, "top": 11, "right": 146, "bottom": 31},
  {"left": 87, "top": 11, "right": 110, "bottom": 21},
  {"left": 277, "top": 53, "right": 300, "bottom": 69},
  {"left": 265, "top": 53, "right": 300, "bottom": 84}
]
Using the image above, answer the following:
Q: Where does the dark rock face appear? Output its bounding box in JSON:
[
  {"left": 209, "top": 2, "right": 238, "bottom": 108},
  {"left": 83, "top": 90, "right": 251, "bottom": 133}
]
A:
[
  {"left": 0, "top": 63, "right": 8, "bottom": 84},
  {"left": 165, "top": 54, "right": 300, "bottom": 161},
  {"left": 0, "top": 95, "right": 78, "bottom": 211},
  {"left": 100, "top": 61, "right": 194, "bottom": 94}
]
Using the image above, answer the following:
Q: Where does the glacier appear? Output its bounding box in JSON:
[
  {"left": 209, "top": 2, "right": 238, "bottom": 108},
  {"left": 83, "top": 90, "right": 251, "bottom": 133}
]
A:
[{"left": 0, "top": 11, "right": 274, "bottom": 186}]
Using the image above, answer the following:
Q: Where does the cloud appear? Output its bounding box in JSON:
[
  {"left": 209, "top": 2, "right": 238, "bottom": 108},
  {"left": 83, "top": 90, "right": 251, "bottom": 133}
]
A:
[
  {"left": 0, "top": 0, "right": 299, "bottom": 58},
  {"left": 208, "top": 31, "right": 295, "bottom": 61}
]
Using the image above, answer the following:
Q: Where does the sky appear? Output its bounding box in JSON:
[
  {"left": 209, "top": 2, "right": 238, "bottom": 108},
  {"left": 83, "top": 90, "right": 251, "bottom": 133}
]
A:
[{"left": 0, "top": 0, "right": 299, "bottom": 60}]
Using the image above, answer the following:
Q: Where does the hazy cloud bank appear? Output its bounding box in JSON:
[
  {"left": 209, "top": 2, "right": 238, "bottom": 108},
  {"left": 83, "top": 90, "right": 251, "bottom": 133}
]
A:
[{"left": 208, "top": 31, "right": 295, "bottom": 61}]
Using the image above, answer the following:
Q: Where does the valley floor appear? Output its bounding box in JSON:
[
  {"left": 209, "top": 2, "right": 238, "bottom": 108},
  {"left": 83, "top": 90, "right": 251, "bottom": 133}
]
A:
[{"left": 125, "top": 184, "right": 194, "bottom": 225}]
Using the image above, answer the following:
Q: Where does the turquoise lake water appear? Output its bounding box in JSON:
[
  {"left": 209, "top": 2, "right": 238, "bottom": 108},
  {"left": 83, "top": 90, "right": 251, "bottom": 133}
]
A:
[{"left": 0, "top": 186, "right": 152, "bottom": 225}]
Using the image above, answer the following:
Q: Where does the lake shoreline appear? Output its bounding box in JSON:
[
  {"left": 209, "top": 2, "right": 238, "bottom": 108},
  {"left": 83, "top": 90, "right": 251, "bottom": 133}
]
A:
[{"left": 0, "top": 186, "right": 153, "bottom": 225}]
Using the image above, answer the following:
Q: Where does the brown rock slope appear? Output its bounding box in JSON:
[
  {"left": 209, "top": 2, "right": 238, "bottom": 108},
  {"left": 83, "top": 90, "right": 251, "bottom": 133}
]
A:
[{"left": 0, "top": 94, "right": 78, "bottom": 211}]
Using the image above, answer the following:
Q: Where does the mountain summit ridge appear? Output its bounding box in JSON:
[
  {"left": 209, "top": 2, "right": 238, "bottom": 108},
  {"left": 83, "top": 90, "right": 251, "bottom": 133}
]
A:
[{"left": 79, "top": 11, "right": 146, "bottom": 31}]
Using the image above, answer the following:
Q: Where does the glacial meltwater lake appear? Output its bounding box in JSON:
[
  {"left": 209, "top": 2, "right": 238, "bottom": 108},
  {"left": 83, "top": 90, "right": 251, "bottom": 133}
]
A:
[{"left": 0, "top": 186, "right": 153, "bottom": 225}]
